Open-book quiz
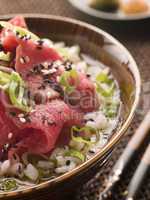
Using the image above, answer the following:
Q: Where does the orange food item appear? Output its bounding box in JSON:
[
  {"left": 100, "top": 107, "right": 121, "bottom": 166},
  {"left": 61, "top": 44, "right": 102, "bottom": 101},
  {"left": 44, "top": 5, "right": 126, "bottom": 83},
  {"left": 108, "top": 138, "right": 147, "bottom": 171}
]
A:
[{"left": 120, "top": 0, "right": 149, "bottom": 14}]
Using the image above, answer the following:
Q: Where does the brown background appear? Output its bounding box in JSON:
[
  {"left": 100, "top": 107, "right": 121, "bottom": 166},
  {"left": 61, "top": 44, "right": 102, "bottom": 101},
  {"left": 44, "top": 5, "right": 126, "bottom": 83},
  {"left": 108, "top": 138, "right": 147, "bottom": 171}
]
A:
[{"left": 0, "top": 0, "right": 150, "bottom": 199}]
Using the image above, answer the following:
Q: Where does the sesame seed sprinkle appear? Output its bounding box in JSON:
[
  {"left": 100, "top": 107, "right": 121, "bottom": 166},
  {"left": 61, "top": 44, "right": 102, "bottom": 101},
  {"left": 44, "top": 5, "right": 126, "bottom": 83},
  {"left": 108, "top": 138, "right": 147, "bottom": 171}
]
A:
[
  {"left": 8, "top": 133, "right": 13, "bottom": 139},
  {"left": 19, "top": 117, "right": 26, "bottom": 123}
]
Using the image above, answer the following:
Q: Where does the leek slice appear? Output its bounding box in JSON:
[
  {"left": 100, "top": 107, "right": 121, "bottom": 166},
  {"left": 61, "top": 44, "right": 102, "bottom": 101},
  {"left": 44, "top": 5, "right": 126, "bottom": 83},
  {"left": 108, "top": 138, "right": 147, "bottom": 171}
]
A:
[
  {"left": 0, "top": 179, "right": 18, "bottom": 192},
  {"left": 65, "top": 149, "right": 85, "bottom": 162},
  {"left": 71, "top": 126, "right": 97, "bottom": 145},
  {"left": 96, "top": 82, "right": 115, "bottom": 97},
  {"left": 59, "top": 69, "right": 78, "bottom": 94},
  {"left": 9, "top": 72, "right": 30, "bottom": 112},
  {"left": 0, "top": 70, "right": 30, "bottom": 112},
  {"left": 96, "top": 71, "right": 115, "bottom": 97},
  {"left": 0, "top": 52, "right": 11, "bottom": 62}
]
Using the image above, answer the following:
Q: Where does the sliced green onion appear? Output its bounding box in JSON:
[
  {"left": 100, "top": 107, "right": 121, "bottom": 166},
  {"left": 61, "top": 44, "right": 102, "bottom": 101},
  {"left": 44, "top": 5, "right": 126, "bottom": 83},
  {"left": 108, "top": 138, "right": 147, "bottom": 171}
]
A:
[
  {"left": 59, "top": 69, "right": 78, "bottom": 94},
  {"left": 71, "top": 126, "right": 97, "bottom": 145},
  {"left": 8, "top": 72, "right": 30, "bottom": 112},
  {"left": 0, "top": 52, "right": 11, "bottom": 62},
  {"left": 96, "top": 71, "right": 115, "bottom": 97},
  {"left": 65, "top": 149, "right": 85, "bottom": 162},
  {"left": 0, "top": 179, "right": 18, "bottom": 192},
  {"left": 96, "top": 82, "right": 115, "bottom": 97},
  {"left": 0, "top": 70, "right": 30, "bottom": 112},
  {"left": 0, "top": 21, "right": 39, "bottom": 41},
  {"left": 103, "top": 101, "right": 119, "bottom": 118},
  {"left": 96, "top": 72, "right": 113, "bottom": 84}
]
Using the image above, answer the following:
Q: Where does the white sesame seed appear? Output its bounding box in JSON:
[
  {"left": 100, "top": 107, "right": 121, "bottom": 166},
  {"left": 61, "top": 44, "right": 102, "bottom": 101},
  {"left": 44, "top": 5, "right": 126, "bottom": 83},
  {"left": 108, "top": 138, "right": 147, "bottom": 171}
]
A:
[
  {"left": 47, "top": 91, "right": 52, "bottom": 98},
  {"left": 19, "top": 117, "right": 26, "bottom": 123},
  {"left": 18, "top": 113, "right": 24, "bottom": 118},
  {"left": 8, "top": 132, "right": 13, "bottom": 139},
  {"left": 20, "top": 57, "right": 25, "bottom": 64},
  {"left": 41, "top": 68, "right": 57, "bottom": 75}
]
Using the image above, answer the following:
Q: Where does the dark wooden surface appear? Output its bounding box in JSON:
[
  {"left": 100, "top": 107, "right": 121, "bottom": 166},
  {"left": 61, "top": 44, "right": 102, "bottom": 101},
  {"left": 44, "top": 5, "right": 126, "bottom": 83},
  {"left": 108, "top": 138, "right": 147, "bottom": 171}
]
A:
[{"left": 0, "top": 1, "right": 150, "bottom": 200}]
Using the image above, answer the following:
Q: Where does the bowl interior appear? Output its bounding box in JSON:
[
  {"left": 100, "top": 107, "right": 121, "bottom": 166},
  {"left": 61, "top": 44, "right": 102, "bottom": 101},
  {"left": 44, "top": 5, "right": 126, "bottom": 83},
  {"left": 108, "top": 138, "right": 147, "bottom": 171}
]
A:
[{"left": 0, "top": 14, "right": 141, "bottom": 198}]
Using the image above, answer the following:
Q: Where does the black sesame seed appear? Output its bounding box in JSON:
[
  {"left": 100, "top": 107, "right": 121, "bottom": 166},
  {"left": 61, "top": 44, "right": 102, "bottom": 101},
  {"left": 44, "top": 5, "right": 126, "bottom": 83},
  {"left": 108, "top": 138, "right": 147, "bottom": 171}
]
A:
[
  {"left": 86, "top": 74, "right": 91, "bottom": 78},
  {"left": 16, "top": 31, "right": 20, "bottom": 36},
  {"left": 36, "top": 40, "right": 44, "bottom": 50},
  {"left": 0, "top": 43, "right": 4, "bottom": 51},
  {"left": 65, "top": 65, "right": 72, "bottom": 71},
  {"left": 25, "top": 35, "right": 31, "bottom": 40},
  {"left": 89, "top": 118, "right": 94, "bottom": 122},
  {"left": 89, "top": 150, "right": 95, "bottom": 154},
  {"left": 43, "top": 79, "right": 55, "bottom": 84},
  {"left": 20, "top": 35, "right": 26, "bottom": 40},
  {"left": 13, "top": 154, "right": 17, "bottom": 160},
  {"left": 20, "top": 56, "right": 26, "bottom": 64},
  {"left": 37, "top": 40, "right": 44, "bottom": 46},
  {"left": 66, "top": 160, "right": 71, "bottom": 166},
  {"left": 18, "top": 165, "right": 22, "bottom": 174},
  {"left": 0, "top": 24, "right": 3, "bottom": 30},
  {"left": 9, "top": 112, "right": 17, "bottom": 117}
]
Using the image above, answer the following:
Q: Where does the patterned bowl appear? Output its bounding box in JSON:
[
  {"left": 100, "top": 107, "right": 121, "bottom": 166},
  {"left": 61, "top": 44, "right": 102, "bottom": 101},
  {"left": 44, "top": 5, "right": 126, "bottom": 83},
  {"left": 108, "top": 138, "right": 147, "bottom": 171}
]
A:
[{"left": 0, "top": 14, "right": 141, "bottom": 199}]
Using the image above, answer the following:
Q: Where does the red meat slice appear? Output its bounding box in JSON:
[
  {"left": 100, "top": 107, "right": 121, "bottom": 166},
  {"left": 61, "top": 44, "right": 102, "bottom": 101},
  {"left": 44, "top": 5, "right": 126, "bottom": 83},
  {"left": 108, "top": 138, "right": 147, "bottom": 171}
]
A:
[
  {"left": 8, "top": 100, "right": 82, "bottom": 156},
  {"left": 0, "top": 16, "right": 28, "bottom": 52},
  {"left": 15, "top": 39, "right": 61, "bottom": 77},
  {"left": 9, "top": 16, "right": 27, "bottom": 28},
  {"left": 15, "top": 39, "right": 62, "bottom": 101},
  {"left": 0, "top": 92, "right": 19, "bottom": 157},
  {"left": 65, "top": 72, "right": 99, "bottom": 112}
]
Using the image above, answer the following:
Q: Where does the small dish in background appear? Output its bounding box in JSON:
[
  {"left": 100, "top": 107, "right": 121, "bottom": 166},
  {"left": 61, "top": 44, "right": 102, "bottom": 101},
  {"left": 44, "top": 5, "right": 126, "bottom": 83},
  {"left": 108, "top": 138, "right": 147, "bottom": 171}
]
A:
[{"left": 68, "top": 0, "right": 150, "bottom": 21}]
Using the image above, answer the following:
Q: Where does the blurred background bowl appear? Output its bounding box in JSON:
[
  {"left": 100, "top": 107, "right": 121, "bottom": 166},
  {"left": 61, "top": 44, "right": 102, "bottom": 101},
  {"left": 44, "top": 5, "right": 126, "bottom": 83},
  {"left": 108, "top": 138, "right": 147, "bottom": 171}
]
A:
[{"left": 68, "top": 0, "right": 150, "bottom": 21}]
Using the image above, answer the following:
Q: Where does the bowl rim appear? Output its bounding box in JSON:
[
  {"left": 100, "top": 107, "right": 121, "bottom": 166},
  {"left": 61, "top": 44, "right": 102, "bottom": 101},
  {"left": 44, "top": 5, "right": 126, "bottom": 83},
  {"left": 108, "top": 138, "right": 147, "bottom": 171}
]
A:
[
  {"left": 0, "top": 13, "right": 141, "bottom": 198},
  {"left": 68, "top": 0, "right": 150, "bottom": 21}
]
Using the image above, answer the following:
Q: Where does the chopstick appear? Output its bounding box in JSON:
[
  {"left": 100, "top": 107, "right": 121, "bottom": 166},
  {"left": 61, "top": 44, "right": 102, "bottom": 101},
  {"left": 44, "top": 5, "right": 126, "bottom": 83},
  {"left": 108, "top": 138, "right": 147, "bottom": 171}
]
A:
[
  {"left": 126, "top": 143, "right": 150, "bottom": 200},
  {"left": 99, "top": 111, "right": 150, "bottom": 200}
]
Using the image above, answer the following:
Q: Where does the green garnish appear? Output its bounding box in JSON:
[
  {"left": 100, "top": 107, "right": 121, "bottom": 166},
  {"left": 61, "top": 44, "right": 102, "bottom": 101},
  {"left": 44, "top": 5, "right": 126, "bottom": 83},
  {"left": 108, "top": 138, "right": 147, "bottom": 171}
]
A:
[
  {"left": 96, "top": 82, "right": 115, "bottom": 97},
  {"left": 0, "top": 21, "right": 39, "bottom": 41},
  {"left": 0, "top": 179, "right": 18, "bottom": 192},
  {"left": 71, "top": 126, "right": 97, "bottom": 145},
  {"left": 0, "top": 70, "right": 30, "bottom": 112},
  {"left": 0, "top": 52, "right": 11, "bottom": 62},
  {"left": 59, "top": 69, "right": 78, "bottom": 94},
  {"left": 9, "top": 72, "right": 30, "bottom": 112},
  {"left": 96, "top": 71, "right": 115, "bottom": 97},
  {"left": 96, "top": 72, "right": 113, "bottom": 84},
  {"left": 65, "top": 149, "right": 85, "bottom": 162},
  {"left": 103, "top": 101, "right": 119, "bottom": 118}
]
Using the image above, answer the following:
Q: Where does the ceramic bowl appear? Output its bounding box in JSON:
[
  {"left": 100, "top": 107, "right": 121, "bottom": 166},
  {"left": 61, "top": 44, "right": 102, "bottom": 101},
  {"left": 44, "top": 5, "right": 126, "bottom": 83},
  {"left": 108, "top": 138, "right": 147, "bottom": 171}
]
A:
[{"left": 0, "top": 14, "right": 141, "bottom": 199}]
